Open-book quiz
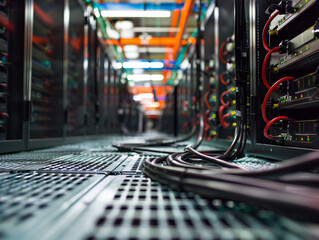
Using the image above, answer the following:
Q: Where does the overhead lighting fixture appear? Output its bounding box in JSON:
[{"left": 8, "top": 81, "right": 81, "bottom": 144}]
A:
[
  {"left": 127, "top": 74, "right": 164, "bottom": 82},
  {"left": 101, "top": 10, "right": 171, "bottom": 18},
  {"left": 133, "top": 93, "right": 154, "bottom": 102},
  {"left": 144, "top": 102, "right": 160, "bottom": 108},
  {"left": 123, "top": 61, "right": 164, "bottom": 69}
]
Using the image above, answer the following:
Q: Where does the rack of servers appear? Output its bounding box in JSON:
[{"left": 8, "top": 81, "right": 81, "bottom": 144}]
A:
[
  {"left": 161, "top": 0, "right": 319, "bottom": 159},
  {"left": 0, "top": 0, "right": 142, "bottom": 154}
]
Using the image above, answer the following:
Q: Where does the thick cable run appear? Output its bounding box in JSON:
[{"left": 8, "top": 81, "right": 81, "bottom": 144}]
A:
[
  {"left": 185, "top": 145, "right": 247, "bottom": 169},
  {"left": 262, "top": 10, "right": 279, "bottom": 52},
  {"left": 262, "top": 46, "right": 279, "bottom": 90},
  {"left": 264, "top": 116, "right": 290, "bottom": 140},
  {"left": 190, "top": 0, "right": 204, "bottom": 150},
  {"left": 143, "top": 156, "right": 319, "bottom": 223}
]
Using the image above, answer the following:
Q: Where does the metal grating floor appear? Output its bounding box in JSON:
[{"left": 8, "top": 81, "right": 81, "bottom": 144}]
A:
[
  {"left": 0, "top": 172, "right": 104, "bottom": 239},
  {"left": 38, "top": 154, "right": 129, "bottom": 174},
  {"left": 51, "top": 175, "right": 314, "bottom": 240},
  {"left": 0, "top": 136, "right": 317, "bottom": 239}
]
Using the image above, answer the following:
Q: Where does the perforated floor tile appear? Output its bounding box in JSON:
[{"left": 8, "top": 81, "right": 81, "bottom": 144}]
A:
[
  {"left": 0, "top": 172, "right": 105, "bottom": 239},
  {"left": 49, "top": 175, "right": 314, "bottom": 240},
  {"left": 0, "top": 152, "right": 73, "bottom": 172},
  {"left": 37, "top": 154, "right": 129, "bottom": 174},
  {"left": 112, "top": 154, "right": 148, "bottom": 175}
]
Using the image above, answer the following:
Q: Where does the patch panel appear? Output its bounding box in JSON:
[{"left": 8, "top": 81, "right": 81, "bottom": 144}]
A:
[
  {"left": 271, "top": 0, "right": 319, "bottom": 35},
  {"left": 278, "top": 67, "right": 319, "bottom": 109},
  {"left": 272, "top": 20, "right": 319, "bottom": 72},
  {"left": 279, "top": 119, "right": 319, "bottom": 146}
]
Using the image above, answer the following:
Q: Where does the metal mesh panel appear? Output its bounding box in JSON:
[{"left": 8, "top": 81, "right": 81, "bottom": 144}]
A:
[
  {"left": 56, "top": 175, "right": 313, "bottom": 240},
  {"left": 0, "top": 172, "right": 104, "bottom": 239},
  {"left": 38, "top": 154, "right": 128, "bottom": 174},
  {"left": 0, "top": 152, "right": 73, "bottom": 171},
  {"left": 112, "top": 154, "right": 146, "bottom": 175}
]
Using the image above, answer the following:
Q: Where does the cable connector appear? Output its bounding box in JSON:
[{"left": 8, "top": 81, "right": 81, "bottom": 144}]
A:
[
  {"left": 269, "top": 29, "right": 278, "bottom": 36},
  {"left": 265, "top": 1, "right": 293, "bottom": 15},
  {"left": 279, "top": 39, "right": 292, "bottom": 54}
]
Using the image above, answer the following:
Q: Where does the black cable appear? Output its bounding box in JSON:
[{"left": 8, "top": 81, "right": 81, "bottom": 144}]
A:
[{"left": 142, "top": 151, "right": 319, "bottom": 223}]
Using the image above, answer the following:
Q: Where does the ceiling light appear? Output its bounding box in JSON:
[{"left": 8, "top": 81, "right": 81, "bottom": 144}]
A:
[
  {"left": 133, "top": 93, "right": 154, "bottom": 102},
  {"left": 150, "top": 74, "right": 164, "bottom": 81},
  {"left": 127, "top": 74, "right": 164, "bottom": 82},
  {"left": 115, "top": 20, "right": 134, "bottom": 30},
  {"left": 144, "top": 102, "right": 160, "bottom": 108},
  {"left": 123, "top": 61, "right": 164, "bottom": 69},
  {"left": 101, "top": 10, "right": 171, "bottom": 18}
]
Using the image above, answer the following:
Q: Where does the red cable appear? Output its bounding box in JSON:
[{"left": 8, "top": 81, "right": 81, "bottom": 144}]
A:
[
  {"left": 222, "top": 113, "right": 232, "bottom": 124},
  {"left": 218, "top": 105, "right": 229, "bottom": 128},
  {"left": 263, "top": 10, "right": 279, "bottom": 52},
  {"left": 262, "top": 46, "right": 279, "bottom": 90},
  {"left": 204, "top": 92, "right": 211, "bottom": 109},
  {"left": 262, "top": 76, "right": 295, "bottom": 123},
  {"left": 0, "top": 112, "right": 9, "bottom": 120},
  {"left": 219, "top": 41, "right": 228, "bottom": 64},
  {"left": 220, "top": 71, "right": 228, "bottom": 85},
  {"left": 220, "top": 89, "right": 232, "bottom": 107},
  {"left": 264, "top": 116, "right": 290, "bottom": 140}
]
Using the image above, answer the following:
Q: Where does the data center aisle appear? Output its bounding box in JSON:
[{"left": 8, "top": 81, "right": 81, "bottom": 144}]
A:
[{"left": 0, "top": 136, "right": 318, "bottom": 240}]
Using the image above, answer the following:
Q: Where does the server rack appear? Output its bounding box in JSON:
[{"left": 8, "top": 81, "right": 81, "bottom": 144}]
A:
[
  {"left": 247, "top": 0, "right": 319, "bottom": 159},
  {"left": 0, "top": 0, "right": 26, "bottom": 153},
  {"left": 86, "top": 12, "right": 97, "bottom": 136},
  {"left": 66, "top": 0, "right": 86, "bottom": 137}
]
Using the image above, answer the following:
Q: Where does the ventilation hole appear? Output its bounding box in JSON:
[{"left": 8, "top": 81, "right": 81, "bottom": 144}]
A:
[
  {"left": 179, "top": 205, "right": 187, "bottom": 211},
  {"left": 10, "top": 202, "right": 19, "bottom": 207},
  {"left": 151, "top": 196, "right": 158, "bottom": 200},
  {"left": 96, "top": 216, "right": 106, "bottom": 227},
  {"left": 150, "top": 205, "right": 157, "bottom": 210},
  {"left": 220, "top": 217, "right": 231, "bottom": 227},
  {"left": 201, "top": 218, "right": 213, "bottom": 227},
  {"left": 132, "top": 218, "right": 140, "bottom": 226},
  {"left": 114, "top": 195, "right": 121, "bottom": 199},
  {"left": 126, "top": 195, "right": 134, "bottom": 199},
  {"left": 42, "top": 193, "right": 51, "bottom": 198},
  {"left": 85, "top": 235, "right": 95, "bottom": 240},
  {"left": 185, "top": 219, "right": 194, "bottom": 227},
  {"left": 19, "top": 213, "right": 33, "bottom": 222},
  {"left": 38, "top": 203, "right": 48, "bottom": 209},
  {"left": 135, "top": 206, "right": 143, "bottom": 211},
  {"left": 114, "top": 218, "right": 123, "bottom": 226},
  {"left": 120, "top": 206, "right": 128, "bottom": 210},
  {"left": 149, "top": 219, "right": 158, "bottom": 226},
  {"left": 24, "top": 203, "right": 33, "bottom": 208},
  {"left": 164, "top": 206, "right": 172, "bottom": 211},
  {"left": 167, "top": 219, "right": 176, "bottom": 227},
  {"left": 138, "top": 195, "right": 146, "bottom": 200},
  {"left": 54, "top": 193, "right": 64, "bottom": 199}
]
